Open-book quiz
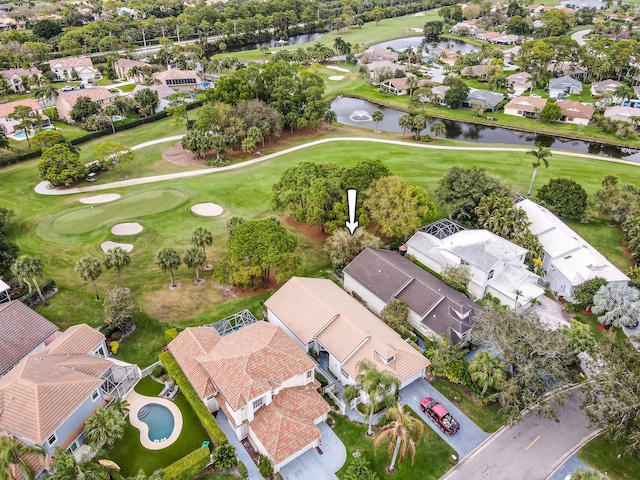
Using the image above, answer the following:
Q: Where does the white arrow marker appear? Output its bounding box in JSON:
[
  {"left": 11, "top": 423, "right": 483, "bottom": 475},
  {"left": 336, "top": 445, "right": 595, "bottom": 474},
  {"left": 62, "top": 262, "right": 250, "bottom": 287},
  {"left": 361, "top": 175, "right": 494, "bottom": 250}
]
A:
[{"left": 345, "top": 189, "right": 359, "bottom": 235}]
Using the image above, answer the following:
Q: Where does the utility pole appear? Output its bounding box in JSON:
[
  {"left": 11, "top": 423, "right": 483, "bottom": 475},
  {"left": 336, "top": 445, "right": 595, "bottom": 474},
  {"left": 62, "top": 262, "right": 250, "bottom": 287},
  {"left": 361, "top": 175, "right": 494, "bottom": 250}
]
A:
[
  {"left": 161, "top": 26, "right": 165, "bottom": 38},
  {"left": 142, "top": 29, "right": 148, "bottom": 55},
  {"left": 234, "top": 21, "right": 237, "bottom": 36},
  {"left": 176, "top": 24, "right": 180, "bottom": 43}
]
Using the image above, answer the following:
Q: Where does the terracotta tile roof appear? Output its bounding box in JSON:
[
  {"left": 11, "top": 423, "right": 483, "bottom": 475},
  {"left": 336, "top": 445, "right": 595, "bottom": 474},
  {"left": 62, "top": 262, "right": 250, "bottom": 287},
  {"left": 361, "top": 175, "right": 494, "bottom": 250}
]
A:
[
  {"left": 265, "top": 277, "right": 429, "bottom": 384},
  {"left": 47, "top": 323, "right": 105, "bottom": 355},
  {"left": 0, "top": 98, "right": 42, "bottom": 119},
  {"left": 0, "top": 67, "right": 41, "bottom": 80},
  {"left": 0, "top": 301, "right": 59, "bottom": 376},
  {"left": 504, "top": 96, "right": 547, "bottom": 112},
  {"left": 167, "top": 327, "right": 220, "bottom": 398},
  {"left": 557, "top": 100, "right": 595, "bottom": 120},
  {"left": 250, "top": 386, "right": 329, "bottom": 465},
  {"left": 153, "top": 68, "right": 199, "bottom": 82},
  {"left": 114, "top": 58, "right": 148, "bottom": 69},
  {"left": 197, "top": 322, "right": 316, "bottom": 410},
  {"left": 48, "top": 57, "right": 93, "bottom": 70},
  {"left": 131, "top": 84, "right": 176, "bottom": 100},
  {"left": 0, "top": 339, "right": 111, "bottom": 443},
  {"left": 57, "top": 88, "right": 115, "bottom": 108}
]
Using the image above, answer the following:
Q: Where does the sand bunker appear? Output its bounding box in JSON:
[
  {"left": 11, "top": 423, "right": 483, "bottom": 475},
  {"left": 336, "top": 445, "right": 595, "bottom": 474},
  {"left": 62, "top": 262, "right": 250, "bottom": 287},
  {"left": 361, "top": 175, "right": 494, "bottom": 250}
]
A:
[
  {"left": 101, "top": 241, "right": 133, "bottom": 253},
  {"left": 327, "top": 65, "right": 349, "bottom": 73},
  {"left": 80, "top": 194, "right": 121, "bottom": 204},
  {"left": 413, "top": 11, "right": 425, "bottom": 16},
  {"left": 411, "top": 27, "right": 424, "bottom": 32},
  {"left": 328, "top": 75, "right": 345, "bottom": 81},
  {"left": 191, "top": 203, "right": 224, "bottom": 217},
  {"left": 111, "top": 223, "right": 143, "bottom": 235}
]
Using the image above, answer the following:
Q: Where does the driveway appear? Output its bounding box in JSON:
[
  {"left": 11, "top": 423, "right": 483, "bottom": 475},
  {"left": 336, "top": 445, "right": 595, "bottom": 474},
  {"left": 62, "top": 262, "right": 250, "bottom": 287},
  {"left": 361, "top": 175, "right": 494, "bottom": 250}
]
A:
[
  {"left": 441, "top": 390, "right": 598, "bottom": 480},
  {"left": 530, "top": 296, "right": 569, "bottom": 331},
  {"left": 215, "top": 412, "right": 263, "bottom": 480},
  {"left": 571, "top": 29, "right": 592, "bottom": 47},
  {"left": 399, "top": 379, "right": 490, "bottom": 459},
  {"left": 548, "top": 451, "right": 601, "bottom": 480},
  {"left": 280, "top": 422, "right": 346, "bottom": 480}
]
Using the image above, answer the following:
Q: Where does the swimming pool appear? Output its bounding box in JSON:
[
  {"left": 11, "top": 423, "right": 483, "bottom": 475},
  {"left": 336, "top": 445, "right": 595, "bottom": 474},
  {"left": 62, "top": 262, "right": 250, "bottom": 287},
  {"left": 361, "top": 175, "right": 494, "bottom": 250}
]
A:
[
  {"left": 137, "top": 403, "right": 175, "bottom": 442},
  {"left": 12, "top": 126, "right": 55, "bottom": 140},
  {"left": 201, "top": 81, "right": 213, "bottom": 88},
  {"left": 111, "top": 115, "right": 124, "bottom": 122}
]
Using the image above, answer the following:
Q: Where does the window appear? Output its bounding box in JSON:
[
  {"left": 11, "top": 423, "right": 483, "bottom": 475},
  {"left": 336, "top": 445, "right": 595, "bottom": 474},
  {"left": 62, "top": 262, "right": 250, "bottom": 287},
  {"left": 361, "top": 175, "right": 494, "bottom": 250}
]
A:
[
  {"left": 252, "top": 397, "right": 263, "bottom": 410},
  {"left": 91, "top": 390, "right": 99, "bottom": 401},
  {"left": 460, "top": 260, "right": 469, "bottom": 266},
  {"left": 47, "top": 434, "right": 57, "bottom": 446},
  {"left": 487, "top": 270, "right": 494, "bottom": 280},
  {"left": 69, "top": 441, "right": 78, "bottom": 453},
  {"left": 567, "top": 117, "right": 574, "bottom": 122},
  {"left": 306, "top": 370, "right": 313, "bottom": 379},
  {"left": 341, "top": 368, "right": 349, "bottom": 379}
]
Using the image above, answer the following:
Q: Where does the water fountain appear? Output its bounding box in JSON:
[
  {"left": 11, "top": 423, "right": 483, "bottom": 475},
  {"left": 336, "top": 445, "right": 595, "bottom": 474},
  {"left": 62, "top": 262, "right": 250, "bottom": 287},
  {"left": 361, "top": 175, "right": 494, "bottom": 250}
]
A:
[{"left": 349, "top": 110, "right": 373, "bottom": 122}]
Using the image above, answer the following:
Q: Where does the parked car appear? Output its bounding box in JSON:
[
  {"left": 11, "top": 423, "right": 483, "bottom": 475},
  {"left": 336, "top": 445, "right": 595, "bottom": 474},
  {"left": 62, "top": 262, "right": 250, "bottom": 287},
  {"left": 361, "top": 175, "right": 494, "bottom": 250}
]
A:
[
  {"left": 420, "top": 397, "right": 460, "bottom": 435},
  {"left": 61, "top": 85, "right": 75, "bottom": 92}
]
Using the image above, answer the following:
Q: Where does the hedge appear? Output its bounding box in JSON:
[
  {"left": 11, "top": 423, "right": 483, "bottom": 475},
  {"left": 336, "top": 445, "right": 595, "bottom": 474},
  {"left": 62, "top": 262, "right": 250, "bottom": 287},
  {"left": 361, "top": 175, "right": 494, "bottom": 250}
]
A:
[
  {"left": 159, "top": 350, "right": 228, "bottom": 445},
  {"left": 164, "top": 328, "right": 179, "bottom": 344},
  {"left": 162, "top": 446, "right": 210, "bottom": 480}
]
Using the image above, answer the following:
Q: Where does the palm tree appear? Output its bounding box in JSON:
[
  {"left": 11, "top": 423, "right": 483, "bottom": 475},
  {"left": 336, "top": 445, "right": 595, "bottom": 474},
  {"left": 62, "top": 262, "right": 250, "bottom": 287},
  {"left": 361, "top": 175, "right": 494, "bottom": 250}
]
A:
[
  {"left": 398, "top": 114, "right": 412, "bottom": 139},
  {"left": 183, "top": 246, "right": 206, "bottom": 284},
  {"left": 126, "top": 468, "right": 163, "bottom": 480},
  {"left": 410, "top": 114, "right": 426, "bottom": 140},
  {"left": 468, "top": 352, "right": 506, "bottom": 396},
  {"left": 13, "top": 255, "right": 47, "bottom": 305},
  {"left": 431, "top": 120, "right": 446, "bottom": 139},
  {"left": 592, "top": 284, "right": 640, "bottom": 329},
  {"left": 75, "top": 256, "right": 103, "bottom": 301},
  {"left": 128, "top": 65, "right": 143, "bottom": 84},
  {"left": 0, "top": 129, "right": 9, "bottom": 151},
  {"left": 155, "top": 247, "right": 181, "bottom": 287},
  {"left": 333, "top": 37, "right": 345, "bottom": 57},
  {"left": 373, "top": 403, "right": 426, "bottom": 473},
  {"left": 0, "top": 435, "right": 46, "bottom": 480},
  {"left": 103, "top": 247, "right": 131, "bottom": 288},
  {"left": 343, "top": 360, "right": 400, "bottom": 436},
  {"left": 43, "top": 448, "right": 117, "bottom": 480},
  {"left": 109, "top": 398, "right": 130, "bottom": 417},
  {"left": 191, "top": 227, "right": 213, "bottom": 268},
  {"left": 406, "top": 76, "right": 419, "bottom": 97},
  {"left": 83, "top": 407, "right": 126, "bottom": 449},
  {"left": 372, "top": 109, "right": 384, "bottom": 133},
  {"left": 32, "top": 82, "right": 58, "bottom": 119},
  {"left": 526, "top": 142, "right": 551, "bottom": 195},
  {"left": 514, "top": 288, "right": 523, "bottom": 313}
]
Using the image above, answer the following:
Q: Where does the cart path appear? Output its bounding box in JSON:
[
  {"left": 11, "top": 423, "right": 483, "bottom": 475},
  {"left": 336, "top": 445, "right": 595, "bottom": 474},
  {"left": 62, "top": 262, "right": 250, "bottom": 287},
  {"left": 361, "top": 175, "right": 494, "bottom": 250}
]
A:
[{"left": 34, "top": 136, "right": 640, "bottom": 196}]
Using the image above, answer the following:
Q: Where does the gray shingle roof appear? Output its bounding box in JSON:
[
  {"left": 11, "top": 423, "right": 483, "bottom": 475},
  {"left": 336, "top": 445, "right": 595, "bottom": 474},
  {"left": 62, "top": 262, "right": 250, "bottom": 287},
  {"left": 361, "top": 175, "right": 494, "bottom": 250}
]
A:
[{"left": 549, "top": 75, "right": 582, "bottom": 89}]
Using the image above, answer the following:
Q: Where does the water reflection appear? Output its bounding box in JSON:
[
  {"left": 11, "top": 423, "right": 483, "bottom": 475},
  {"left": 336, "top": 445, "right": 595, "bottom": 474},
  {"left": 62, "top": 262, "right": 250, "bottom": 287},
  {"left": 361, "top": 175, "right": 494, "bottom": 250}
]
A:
[{"left": 226, "top": 32, "right": 325, "bottom": 53}]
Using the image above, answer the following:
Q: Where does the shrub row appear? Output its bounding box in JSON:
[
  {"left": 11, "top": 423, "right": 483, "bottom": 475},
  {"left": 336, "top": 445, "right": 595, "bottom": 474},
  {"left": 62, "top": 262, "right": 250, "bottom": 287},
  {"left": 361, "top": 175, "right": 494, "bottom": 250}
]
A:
[
  {"left": 162, "top": 446, "right": 210, "bottom": 480},
  {"left": 159, "top": 350, "right": 228, "bottom": 445},
  {"left": 164, "top": 328, "right": 179, "bottom": 344},
  {"left": 0, "top": 100, "right": 204, "bottom": 168},
  {"left": 20, "top": 280, "right": 56, "bottom": 307}
]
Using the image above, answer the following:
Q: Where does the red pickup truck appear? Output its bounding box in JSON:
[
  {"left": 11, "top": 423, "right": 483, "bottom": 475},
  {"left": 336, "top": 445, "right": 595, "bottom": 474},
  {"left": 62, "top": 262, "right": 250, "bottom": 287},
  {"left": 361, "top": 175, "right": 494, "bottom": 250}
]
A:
[{"left": 420, "top": 397, "right": 460, "bottom": 435}]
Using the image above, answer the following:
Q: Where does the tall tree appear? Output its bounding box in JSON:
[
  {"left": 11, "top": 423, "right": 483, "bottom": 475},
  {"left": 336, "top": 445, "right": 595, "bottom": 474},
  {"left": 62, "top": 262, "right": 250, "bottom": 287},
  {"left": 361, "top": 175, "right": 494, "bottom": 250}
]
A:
[
  {"left": 526, "top": 142, "right": 551, "bottom": 196},
  {"left": 13, "top": 256, "right": 47, "bottom": 305},
  {"left": 372, "top": 109, "right": 384, "bottom": 133},
  {"left": 95, "top": 141, "right": 134, "bottom": 179},
  {"left": 324, "top": 230, "right": 382, "bottom": 269},
  {"left": 469, "top": 352, "right": 506, "bottom": 396},
  {"left": 43, "top": 448, "right": 117, "bottom": 480},
  {"left": 398, "top": 114, "right": 412, "bottom": 139},
  {"left": 104, "top": 287, "right": 137, "bottom": 332},
  {"left": 373, "top": 403, "right": 427, "bottom": 473},
  {"left": 155, "top": 247, "right": 181, "bottom": 288},
  {"left": 69, "top": 96, "right": 100, "bottom": 123},
  {"left": 31, "top": 82, "right": 59, "bottom": 118},
  {"left": 103, "top": 247, "right": 131, "bottom": 288},
  {"left": 8, "top": 106, "right": 41, "bottom": 148},
  {"left": 83, "top": 407, "right": 126, "bottom": 449},
  {"left": 0, "top": 436, "right": 45, "bottom": 480},
  {"left": 183, "top": 246, "right": 206, "bottom": 284},
  {"left": 380, "top": 300, "right": 411, "bottom": 338},
  {"left": 536, "top": 178, "right": 588, "bottom": 219},
  {"left": 75, "top": 256, "right": 102, "bottom": 301},
  {"left": 431, "top": 120, "right": 446, "bottom": 139},
  {"left": 133, "top": 88, "right": 159, "bottom": 118},
  {"left": 37, "top": 144, "right": 87, "bottom": 186},
  {"left": 167, "top": 91, "right": 192, "bottom": 127},
  {"left": 191, "top": 227, "right": 213, "bottom": 268},
  {"left": 343, "top": 360, "right": 401, "bottom": 436}
]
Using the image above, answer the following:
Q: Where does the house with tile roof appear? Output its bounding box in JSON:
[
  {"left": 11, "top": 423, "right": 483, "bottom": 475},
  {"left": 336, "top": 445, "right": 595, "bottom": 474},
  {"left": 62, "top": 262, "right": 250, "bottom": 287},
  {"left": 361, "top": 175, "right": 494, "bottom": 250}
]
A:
[
  {"left": 504, "top": 96, "right": 547, "bottom": 118},
  {"left": 48, "top": 57, "right": 98, "bottom": 83},
  {"left": 516, "top": 197, "right": 629, "bottom": 301},
  {"left": 0, "top": 67, "right": 41, "bottom": 93},
  {"left": 55, "top": 88, "right": 117, "bottom": 122},
  {"left": 406, "top": 221, "right": 544, "bottom": 310},
  {"left": 507, "top": 72, "right": 532, "bottom": 96},
  {"left": 0, "top": 301, "right": 59, "bottom": 377},
  {"left": 0, "top": 98, "right": 49, "bottom": 135},
  {"left": 153, "top": 67, "right": 200, "bottom": 91},
  {"left": 130, "top": 84, "right": 177, "bottom": 112},
  {"left": 590, "top": 79, "right": 622, "bottom": 98},
  {"left": 549, "top": 75, "right": 583, "bottom": 99},
  {"left": 557, "top": 100, "right": 595, "bottom": 125},
  {"left": 343, "top": 248, "right": 482, "bottom": 344},
  {"left": 462, "top": 89, "right": 505, "bottom": 111},
  {"left": 380, "top": 76, "right": 430, "bottom": 95},
  {"left": 603, "top": 105, "right": 640, "bottom": 123},
  {"left": 0, "top": 323, "right": 140, "bottom": 477},
  {"left": 265, "top": 277, "right": 429, "bottom": 389},
  {"left": 114, "top": 58, "right": 149, "bottom": 80},
  {"left": 167, "top": 320, "right": 329, "bottom": 473}
]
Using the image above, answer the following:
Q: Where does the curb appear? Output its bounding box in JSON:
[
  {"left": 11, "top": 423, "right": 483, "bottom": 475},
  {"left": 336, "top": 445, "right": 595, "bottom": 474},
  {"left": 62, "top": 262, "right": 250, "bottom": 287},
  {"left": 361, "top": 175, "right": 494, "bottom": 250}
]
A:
[{"left": 540, "top": 429, "right": 603, "bottom": 480}]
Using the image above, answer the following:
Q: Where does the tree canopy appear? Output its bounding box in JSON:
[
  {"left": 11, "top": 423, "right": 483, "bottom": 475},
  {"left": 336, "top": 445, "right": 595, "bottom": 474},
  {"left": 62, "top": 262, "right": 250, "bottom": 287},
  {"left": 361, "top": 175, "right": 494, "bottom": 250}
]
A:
[
  {"left": 324, "top": 230, "right": 382, "bottom": 269},
  {"left": 104, "top": 287, "right": 137, "bottom": 331},
  {"left": 536, "top": 178, "right": 588, "bottom": 219},
  {"left": 70, "top": 96, "right": 101, "bottom": 123},
  {"left": 37, "top": 144, "right": 87, "bottom": 186}
]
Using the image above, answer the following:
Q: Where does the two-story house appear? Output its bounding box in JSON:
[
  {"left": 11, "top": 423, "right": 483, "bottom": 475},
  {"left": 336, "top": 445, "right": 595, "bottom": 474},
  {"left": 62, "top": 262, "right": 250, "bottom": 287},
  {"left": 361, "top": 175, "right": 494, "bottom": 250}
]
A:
[
  {"left": 114, "top": 58, "right": 149, "bottom": 81},
  {"left": 55, "top": 88, "right": 117, "bottom": 122},
  {"left": 168, "top": 320, "right": 330, "bottom": 473},
  {"left": 265, "top": 277, "right": 429, "bottom": 390},
  {"left": 406, "top": 220, "right": 544, "bottom": 309},
  {"left": 0, "top": 324, "right": 140, "bottom": 477},
  {"left": 0, "top": 67, "right": 41, "bottom": 93},
  {"left": 48, "top": 58, "right": 98, "bottom": 83},
  {"left": 0, "top": 99, "right": 50, "bottom": 135}
]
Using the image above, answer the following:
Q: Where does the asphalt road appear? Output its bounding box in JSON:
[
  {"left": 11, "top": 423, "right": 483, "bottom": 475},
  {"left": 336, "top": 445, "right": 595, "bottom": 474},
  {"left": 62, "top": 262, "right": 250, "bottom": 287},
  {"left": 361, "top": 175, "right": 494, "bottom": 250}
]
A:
[{"left": 441, "top": 390, "right": 598, "bottom": 480}]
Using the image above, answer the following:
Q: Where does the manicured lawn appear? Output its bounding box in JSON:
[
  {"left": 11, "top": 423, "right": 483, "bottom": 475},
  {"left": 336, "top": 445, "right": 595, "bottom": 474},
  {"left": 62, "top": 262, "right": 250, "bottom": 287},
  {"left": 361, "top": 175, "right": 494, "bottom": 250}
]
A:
[
  {"left": 565, "top": 218, "right": 629, "bottom": 271},
  {"left": 332, "top": 409, "right": 456, "bottom": 480},
  {"left": 572, "top": 313, "right": 630, "bottom": 350},
  {"left": 108, "top": 377, "right": 211, "bottom": 476},
  {"left": 117, "top": 83, "right": 137, "bottom": 93},
  {"left": 579, "top": 434, "right": 640, "bottom": 479},
  {"left": 429, "top": 378, "right": 505, "bottom": 433}
]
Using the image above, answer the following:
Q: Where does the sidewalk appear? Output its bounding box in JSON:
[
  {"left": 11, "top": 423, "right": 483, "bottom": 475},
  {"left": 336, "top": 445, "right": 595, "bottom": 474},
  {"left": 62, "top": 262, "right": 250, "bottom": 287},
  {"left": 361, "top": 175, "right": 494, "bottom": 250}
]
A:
[{"left": 215, "top": 411, "right": 263, "bottom": 480}]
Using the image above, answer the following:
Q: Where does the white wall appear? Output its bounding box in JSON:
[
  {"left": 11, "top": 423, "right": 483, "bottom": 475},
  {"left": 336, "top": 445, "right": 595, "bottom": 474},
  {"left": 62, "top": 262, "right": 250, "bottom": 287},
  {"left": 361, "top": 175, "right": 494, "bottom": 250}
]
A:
[
  {"left": 343, "top": 275, "right": 387, "bottom": 314},
  {"left": 406, "top": 246, "right": 442, "bottom": 273},
  {"left": 400, "top": 369, "right": 425, "bottom": 389},
  {"left": 267, "top": 310, "right": 307, "bottom": 351}
]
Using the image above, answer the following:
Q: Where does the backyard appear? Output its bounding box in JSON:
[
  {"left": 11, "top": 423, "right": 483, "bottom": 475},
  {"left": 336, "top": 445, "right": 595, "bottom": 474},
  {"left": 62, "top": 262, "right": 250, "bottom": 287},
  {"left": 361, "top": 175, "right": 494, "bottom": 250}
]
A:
[{"left": 108, "top": 377, "right": 211, "bottom": 476}]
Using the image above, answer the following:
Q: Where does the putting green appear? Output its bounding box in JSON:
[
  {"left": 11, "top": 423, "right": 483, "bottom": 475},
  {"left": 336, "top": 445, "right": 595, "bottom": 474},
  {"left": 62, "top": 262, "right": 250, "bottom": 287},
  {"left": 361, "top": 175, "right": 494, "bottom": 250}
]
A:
[{"left": 45, "top": 189, "right": 187, "bottom": 236}]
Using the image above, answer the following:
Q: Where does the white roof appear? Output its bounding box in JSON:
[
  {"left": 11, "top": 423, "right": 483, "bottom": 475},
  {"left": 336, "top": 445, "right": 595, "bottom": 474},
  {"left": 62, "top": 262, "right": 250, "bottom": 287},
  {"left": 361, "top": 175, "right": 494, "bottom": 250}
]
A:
[
  {"left": 487, "top": 264, "right": 544, "bottom": 304},
  {"left": 518, "top": 199, "right": 629, "bottom": 285},
  {"left": 0, "top": 279, "right": 8, "bottom": 293}
]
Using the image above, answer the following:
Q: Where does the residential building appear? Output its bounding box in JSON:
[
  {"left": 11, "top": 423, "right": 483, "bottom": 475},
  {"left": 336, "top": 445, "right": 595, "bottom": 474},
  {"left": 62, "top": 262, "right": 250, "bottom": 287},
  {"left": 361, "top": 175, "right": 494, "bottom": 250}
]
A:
[
  {"left": 0, "top": 301, "right": 59, "bottom": 377},
  {"left": 167, "top": 318, "right": 329, "bottom": 473},
  {"left": 380, "top": 76, "right": 430, "bottom": 95},
  {"left": 516, "top": 197, "right": 629, "bottom": 301},
  {"left": 475, "top": 31, "right": 502, "bottom": 43},
  {"left": 590, "top": 79, "right": 622, "bottom": 98},
  {"left": 0, "top": 67, "right": 41, "bottom": 93},
  {"left": 114, "top": 58, "right": 149, "bottom": 80},
  {"left": 48, "top": 58, "right": 98, "bottom": 83},
  {"left": 462, "top": 89, "right": 505, "bottom": 111},
  {"left": 603, "top": 105, "right": 640, "bottom": 123},
  {"left": 152, "top": 68, "right": 200, "bottom": 91},
  {"left": 0, "top": 324, "right": 140, "bottom": 477},
  {"left": 343, "top": 248, "right": 482, "bottom": 344},
  {"left": 265, "top": 277, "right": 429, "bottom": 389},
  {"left": 406, "top": 220, "right": 544, "bottom": 309},
  {"left": 55, "top": 88, "right": 117, "bottom": 122},
  {"left": 557, "top": 100, "right": 595, "bottom": 125},
  {"left": 0, "top": 279, "right": 9, "bottom": 303},
  {"left": 548, "top": 75, "right": 582, "bottom": 99},
  {"left": 131, "top": 84, "right": 177, "bottom": 112},
  {"left": 365, "top": 60, "right": 404, "bottom": 82},
  {"left": 491, "top": 34, "right": 522, "bottom": 45},
  {"left": 359, "top": 48, "right": 399, "bottom": 63},
  {"left": 439, "top": 49, "right": 460, "bottom": 66},
  {"left": 0, "top": 16, "right": 25, "bottom": 31},
  {"left": 424, "top": 85, "right": 449, "bottom": 105},
  {"left": 504, "top": 96, "right": 547, "bottom": 118},
  {"left": 507, "top": 71, "right": 532, "bottom": 96},
  {"left": 503, "top": 46, "right": 520, "bottom": 64},
  {"left": 0, "top": 99, "right": 49, "bottom": 135},
  {"left": 463, "top": 64, "right": 489, "bottom": 79},
  {"left": 551, "top": 63, "right": 588, "bottom": 82},
  {"left": 450, "top": 21, "right": 486, "bottom": 36}
]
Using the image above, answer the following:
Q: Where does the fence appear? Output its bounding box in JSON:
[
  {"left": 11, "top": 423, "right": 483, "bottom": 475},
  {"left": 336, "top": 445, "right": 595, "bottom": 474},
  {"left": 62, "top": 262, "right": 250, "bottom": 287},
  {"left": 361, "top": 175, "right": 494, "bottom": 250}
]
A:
[
  {"left": 140, "top": 360, "right": 162, "bottom": 378},
  {"left": 323, "top": 383, "right": 346, "bottom": 414}
]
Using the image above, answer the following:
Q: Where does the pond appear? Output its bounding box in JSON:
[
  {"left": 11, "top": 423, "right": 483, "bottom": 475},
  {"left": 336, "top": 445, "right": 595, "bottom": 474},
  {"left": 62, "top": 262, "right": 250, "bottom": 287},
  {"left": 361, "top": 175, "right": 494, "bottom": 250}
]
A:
[
  {"left": 369, "top": 36, "right": 480, "bottom": 56},
  {"left": 330, "top": 97, "right": 640, "bottom": 162},
  {"left": 226, "top": 32, "right": 325, "bottom": 53}
]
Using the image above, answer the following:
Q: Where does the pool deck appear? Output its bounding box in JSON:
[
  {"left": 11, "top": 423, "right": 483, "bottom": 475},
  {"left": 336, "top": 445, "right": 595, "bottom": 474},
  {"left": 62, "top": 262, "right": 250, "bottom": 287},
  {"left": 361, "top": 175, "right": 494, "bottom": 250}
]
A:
[{"left": 126, "top": 390, "right": 183, "bottom": 450}]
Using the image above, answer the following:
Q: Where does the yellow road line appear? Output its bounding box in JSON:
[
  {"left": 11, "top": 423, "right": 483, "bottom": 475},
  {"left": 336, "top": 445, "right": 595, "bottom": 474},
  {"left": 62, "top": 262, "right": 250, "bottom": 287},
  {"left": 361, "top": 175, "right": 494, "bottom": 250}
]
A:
[{"left": 525, "top": 436, "right": 541, "bottom": 451}]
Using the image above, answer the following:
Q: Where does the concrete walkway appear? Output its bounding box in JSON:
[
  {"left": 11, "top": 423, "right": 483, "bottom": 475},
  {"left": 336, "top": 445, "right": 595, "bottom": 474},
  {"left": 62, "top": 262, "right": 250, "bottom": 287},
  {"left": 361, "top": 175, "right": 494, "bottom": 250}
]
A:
[
  {"left": 215, "top": 411, "right": 263, "bottom": 480},
  {"left": 34, "top": 137, "right": 640, "bottom": 196},
  {"left": 531, "top": 296, "right": 570, "bottom": 331},
  {"left": 571, "top": 29, "right": 592, "bottom": 47}
]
